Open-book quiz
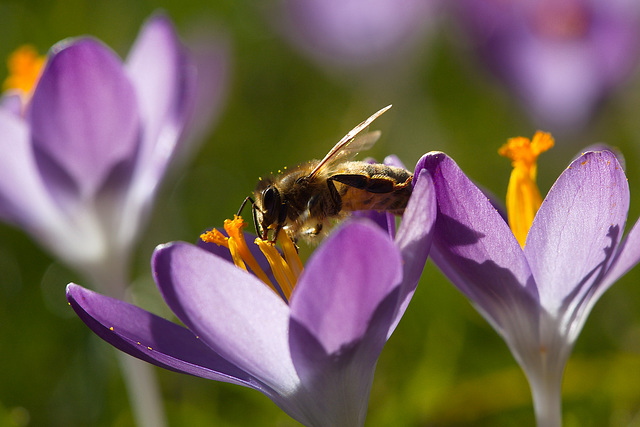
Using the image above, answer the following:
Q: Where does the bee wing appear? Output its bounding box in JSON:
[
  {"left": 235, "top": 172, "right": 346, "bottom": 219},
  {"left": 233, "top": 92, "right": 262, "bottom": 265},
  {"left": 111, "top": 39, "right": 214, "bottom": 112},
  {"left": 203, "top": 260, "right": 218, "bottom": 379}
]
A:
[{"left": 306, "top": 105, "right": 391, "bottom": 180}]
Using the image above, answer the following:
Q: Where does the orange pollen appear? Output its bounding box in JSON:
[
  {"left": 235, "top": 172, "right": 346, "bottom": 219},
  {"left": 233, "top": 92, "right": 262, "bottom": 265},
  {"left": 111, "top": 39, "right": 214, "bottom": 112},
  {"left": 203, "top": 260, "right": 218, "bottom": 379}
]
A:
[
  {"left": 3, "top": 45, "right": 45, "bottom": 94},
  {"left": 201, "top": 215, "right": 304, "bottom": 302},
  {"left": 498, "top": 131, "right": 554, "bottom": 248}
]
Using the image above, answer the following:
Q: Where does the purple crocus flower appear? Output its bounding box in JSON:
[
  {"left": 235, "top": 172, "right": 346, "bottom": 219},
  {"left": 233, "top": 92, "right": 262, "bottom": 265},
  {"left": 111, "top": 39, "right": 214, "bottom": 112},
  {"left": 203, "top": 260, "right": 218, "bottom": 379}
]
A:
[
  {"left": 66, "top": 171, "right": 435, "bottom": 426},
  {"left": 456, "top": 0, "right": 640, "bottom": 131},
  {"left": 0, "top": 14, "right": 228, "bottom": 427},
  {"left": 276, "top": 0, "right": 437, "bottom": 70},
  {"left": 416, "top": 148, "right": 640, "bottom": 426},
  {"left": 0, "top": 14, "right": 228, "bottom": 289}
]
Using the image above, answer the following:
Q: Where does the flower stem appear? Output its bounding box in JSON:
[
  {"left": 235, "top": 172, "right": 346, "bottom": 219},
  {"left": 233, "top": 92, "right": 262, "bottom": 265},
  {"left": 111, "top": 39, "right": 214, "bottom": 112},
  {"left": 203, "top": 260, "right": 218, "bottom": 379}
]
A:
[
  {"left": 116, "top": 351, "right": 167, "bottom": 427},
  {"left": 85, "top": 256, "right": 168, "bottom": 427},
  {"left": 528, "top": 371, "right": 563, "bottom": 427}
]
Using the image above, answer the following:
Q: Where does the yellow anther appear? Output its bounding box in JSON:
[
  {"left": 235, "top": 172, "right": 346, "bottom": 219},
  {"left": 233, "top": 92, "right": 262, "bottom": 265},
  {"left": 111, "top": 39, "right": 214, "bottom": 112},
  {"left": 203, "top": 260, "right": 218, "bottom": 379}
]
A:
[
  {"left": 277, "top": 229, "right": 303, "bottom": 280},
  {"left": 201, "top": 216, "right": 306, "bottom": 303},
  {"left": 200, "top": 228, "right": 230, "bottom": 248},
  {"left": 3, "top": 45, "right": 45, "bottom": 94},
  {"left": 255, "top": 238, "right": 295, "bottom": 300},
  {"left": 222, "top": 216, "right": 276, "bottom": 288},
  {"left": 499, "top": 131, "right": 554, "bottom": 247}
]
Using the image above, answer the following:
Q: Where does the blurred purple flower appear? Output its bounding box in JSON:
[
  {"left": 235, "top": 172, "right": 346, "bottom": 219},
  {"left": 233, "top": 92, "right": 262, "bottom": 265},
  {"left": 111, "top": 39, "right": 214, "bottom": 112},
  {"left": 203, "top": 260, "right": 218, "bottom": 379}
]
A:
[
  {"left": 416, "top": 149, "right": 640, "bottom": 425},
  {"left": 276, "top": 0, "right": 437, "bottom": 70},
  {"left": 457, "top": 0, "right": 640, "bottom": 130},
  {"left": 66, "top": 171, "right": 435, "bottom": 426},
  {"left": 0, "top": 14, "right": 229, "bottom": 285}
]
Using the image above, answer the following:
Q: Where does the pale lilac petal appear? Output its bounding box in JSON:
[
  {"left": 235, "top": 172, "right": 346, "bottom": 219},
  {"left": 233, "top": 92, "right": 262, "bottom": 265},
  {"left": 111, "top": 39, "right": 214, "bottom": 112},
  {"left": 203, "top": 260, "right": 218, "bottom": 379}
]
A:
[
  {"left": 152, "top": 242, "right": 299, "bottom": 394},
  {"left": 0, "top": 110, "right": 60, "bottom": 229},
  {"left": 65, "top": 284, "right": 278, "bottom": 394},
  {"left": 598, "top": 215, "right": 640, "bottom": 296},
  {"left": 29, "top": 38, "right": 140, "bottom": 198},
  {"left": 388, "top": 169, "right": 436, "bottom": 335},
  {"left": 115, "top": 15, "right": 197, "bottom": 249},
  {"left": 525, "top": 151, "right": 629, "bottom": 315},
  {"left": 288, "top": 221, "right": 402, "bottom": 426},
  {"left": 126, "top": 14, "right": 194, "bottom": 187},
  {"left": 416, "top": 152, "right": 539, "bottom": 333},
  {"left": 289, "top": 221, "right": 402, "bottom": 355},
  {"left": 279, "top": 0, "right": 434, "bottom": 69},
  {"left": 457, "top": 0, "right": 640, "bottom": 130},
  {"left": 0, "top": 92, "right": 22, "bottom": 116},
  {"left": 383, "top": 154, "right": 406, "bottom": 169},
  {"left": 352, "top": 209, "right": 394, "bottom": 235}
]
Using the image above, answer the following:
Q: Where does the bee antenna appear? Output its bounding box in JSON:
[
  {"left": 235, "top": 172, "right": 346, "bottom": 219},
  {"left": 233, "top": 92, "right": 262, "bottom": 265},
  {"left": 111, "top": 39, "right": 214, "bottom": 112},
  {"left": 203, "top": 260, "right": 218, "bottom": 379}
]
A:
[{"left": 237, "top": 196, "right": 255, "bottom": 217}]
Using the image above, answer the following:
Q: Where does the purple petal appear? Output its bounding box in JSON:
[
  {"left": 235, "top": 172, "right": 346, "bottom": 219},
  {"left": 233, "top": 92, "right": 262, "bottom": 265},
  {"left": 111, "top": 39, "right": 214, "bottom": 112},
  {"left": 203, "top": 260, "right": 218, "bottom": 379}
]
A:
[
  {"left": 29, "top": 38, "right": 140, "bottom": 198},
  {"left": 599, "top": 215, "right": 640, "bottom": 295},
  {"left": 0, "top": 110, "right": 58, "bottom": 228},
  {"left": 125, "top": 14, "right": 195, "bottom": 190},
  {"left": 457, "top": 0, "right": 640, "bottom": 129},
  {"left": 351, "top": 210, "right": 394, "bottom": 236},
  {"left": 525, "top": 150, "right": 629, "bottom": 314},
  {"left": 279, "top": 0, "right": 434, "bottom": 68},
  {"left": 388, "top": 168, "right": 435, "bottom": 335},
  {"left": 65, "top": 284, "right": 278, "bottom": 394},
  {"left": 152, "top": 242, "right": 299, "bottom": 394},
  {"left": 416, "top": 152, "right": 539, "bottom": 333},
  {"left": 289, "top": 220, "right": 402, "bottom": 356},
  {"left": 287, "top": 221, "right": 403, "bottom": 425},
  {"left": 0, "top": 92, "right": 22, "bottom": 116}
]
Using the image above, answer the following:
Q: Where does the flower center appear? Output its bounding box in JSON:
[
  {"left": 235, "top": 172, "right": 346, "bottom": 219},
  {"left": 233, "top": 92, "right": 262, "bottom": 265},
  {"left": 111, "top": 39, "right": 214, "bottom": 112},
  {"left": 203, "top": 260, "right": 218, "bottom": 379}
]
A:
[
  {"left": 498, "top": 131, "right": 554, "bottom": 248},
  {"left": 3, "top": 45, "right": 45, "bottom": 95},
  {"left": 200, "top": 215, "right": 303, "bottom": 301}
]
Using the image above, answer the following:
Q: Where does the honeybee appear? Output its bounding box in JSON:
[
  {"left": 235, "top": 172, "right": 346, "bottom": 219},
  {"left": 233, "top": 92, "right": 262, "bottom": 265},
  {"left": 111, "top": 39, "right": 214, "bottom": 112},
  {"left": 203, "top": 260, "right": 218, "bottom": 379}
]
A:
[{"left": 239, "top": 105, "right": 413, "bottom": 241}]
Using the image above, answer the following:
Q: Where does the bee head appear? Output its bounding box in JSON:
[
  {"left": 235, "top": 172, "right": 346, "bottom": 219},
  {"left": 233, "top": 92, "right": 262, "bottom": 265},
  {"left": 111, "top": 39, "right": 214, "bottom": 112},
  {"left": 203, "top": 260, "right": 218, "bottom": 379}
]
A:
[{"left": 253, "top": 178, "right": 286, "bottom": 240}]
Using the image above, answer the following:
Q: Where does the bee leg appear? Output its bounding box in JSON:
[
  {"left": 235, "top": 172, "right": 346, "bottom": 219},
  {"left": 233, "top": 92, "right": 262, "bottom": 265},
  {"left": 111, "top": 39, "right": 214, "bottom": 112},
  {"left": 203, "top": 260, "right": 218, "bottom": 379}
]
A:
[
  {"left": 251, "top": 203, "right": 263, "bottom": 238},
  {"left": 331, "top": 174, "right": 395, "bottom": 193},
  {"left": 324, "top": 178, "right": 343, "bottom": 214}
]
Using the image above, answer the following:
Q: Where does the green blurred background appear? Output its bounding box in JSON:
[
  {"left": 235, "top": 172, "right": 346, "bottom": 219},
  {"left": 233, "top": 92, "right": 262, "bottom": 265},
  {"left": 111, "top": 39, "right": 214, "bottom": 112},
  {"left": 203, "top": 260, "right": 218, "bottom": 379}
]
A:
[{"left": 1, "top": 1, "right": 640, "bottom": 426}]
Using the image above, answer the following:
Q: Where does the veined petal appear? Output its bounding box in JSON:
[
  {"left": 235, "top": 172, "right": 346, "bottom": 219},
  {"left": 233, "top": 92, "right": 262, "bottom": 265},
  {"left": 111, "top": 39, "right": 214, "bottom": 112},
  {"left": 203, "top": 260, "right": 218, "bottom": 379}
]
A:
[
  {"left": 416, "top": 152, "right": 539, "bottom": 335},
  {"left": 525, "top": 150, "right": 629, "bottom": 321},
  {"left": 65, "top": 284, "right": 277, "bottom": 394},
  {"left": 29, "top": 38, "right": 140, "bottom": 198},
  {"left": 599, "top": 216, "right": 640, "bottom": 295},
  {"left": 289, "top": 221, "right": 402, "bottom": 355},
  {"left": 288, "top": 221, "right": 402, "bottom": 426},
  {"left": 152, "top": 242, "right": 300, "bottom": 395}
]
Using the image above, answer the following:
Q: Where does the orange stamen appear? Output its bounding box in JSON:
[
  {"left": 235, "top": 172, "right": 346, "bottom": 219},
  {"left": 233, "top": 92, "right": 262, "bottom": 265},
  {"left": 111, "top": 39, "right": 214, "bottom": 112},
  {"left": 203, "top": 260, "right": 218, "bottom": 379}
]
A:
[
  {"left": 499, "top": 131, "right": 554, "bottom": 247},
  {"left": 3, "top": 45, "right": 45, "bottom": 94}
]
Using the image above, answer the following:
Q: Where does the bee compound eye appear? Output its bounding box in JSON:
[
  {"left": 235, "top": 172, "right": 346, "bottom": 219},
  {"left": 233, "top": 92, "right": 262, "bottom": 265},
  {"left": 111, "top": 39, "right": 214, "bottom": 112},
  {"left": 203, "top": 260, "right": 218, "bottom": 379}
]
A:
[{"left": 262, "top": 186, "right": 280, "bottom": 219}]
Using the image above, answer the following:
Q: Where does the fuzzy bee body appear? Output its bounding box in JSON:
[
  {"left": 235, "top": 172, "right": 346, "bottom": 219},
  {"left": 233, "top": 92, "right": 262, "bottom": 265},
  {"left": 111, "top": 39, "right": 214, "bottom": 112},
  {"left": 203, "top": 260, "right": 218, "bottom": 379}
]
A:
[{"left": 243, "top": 106, "right": 413, "bottom": 241}]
